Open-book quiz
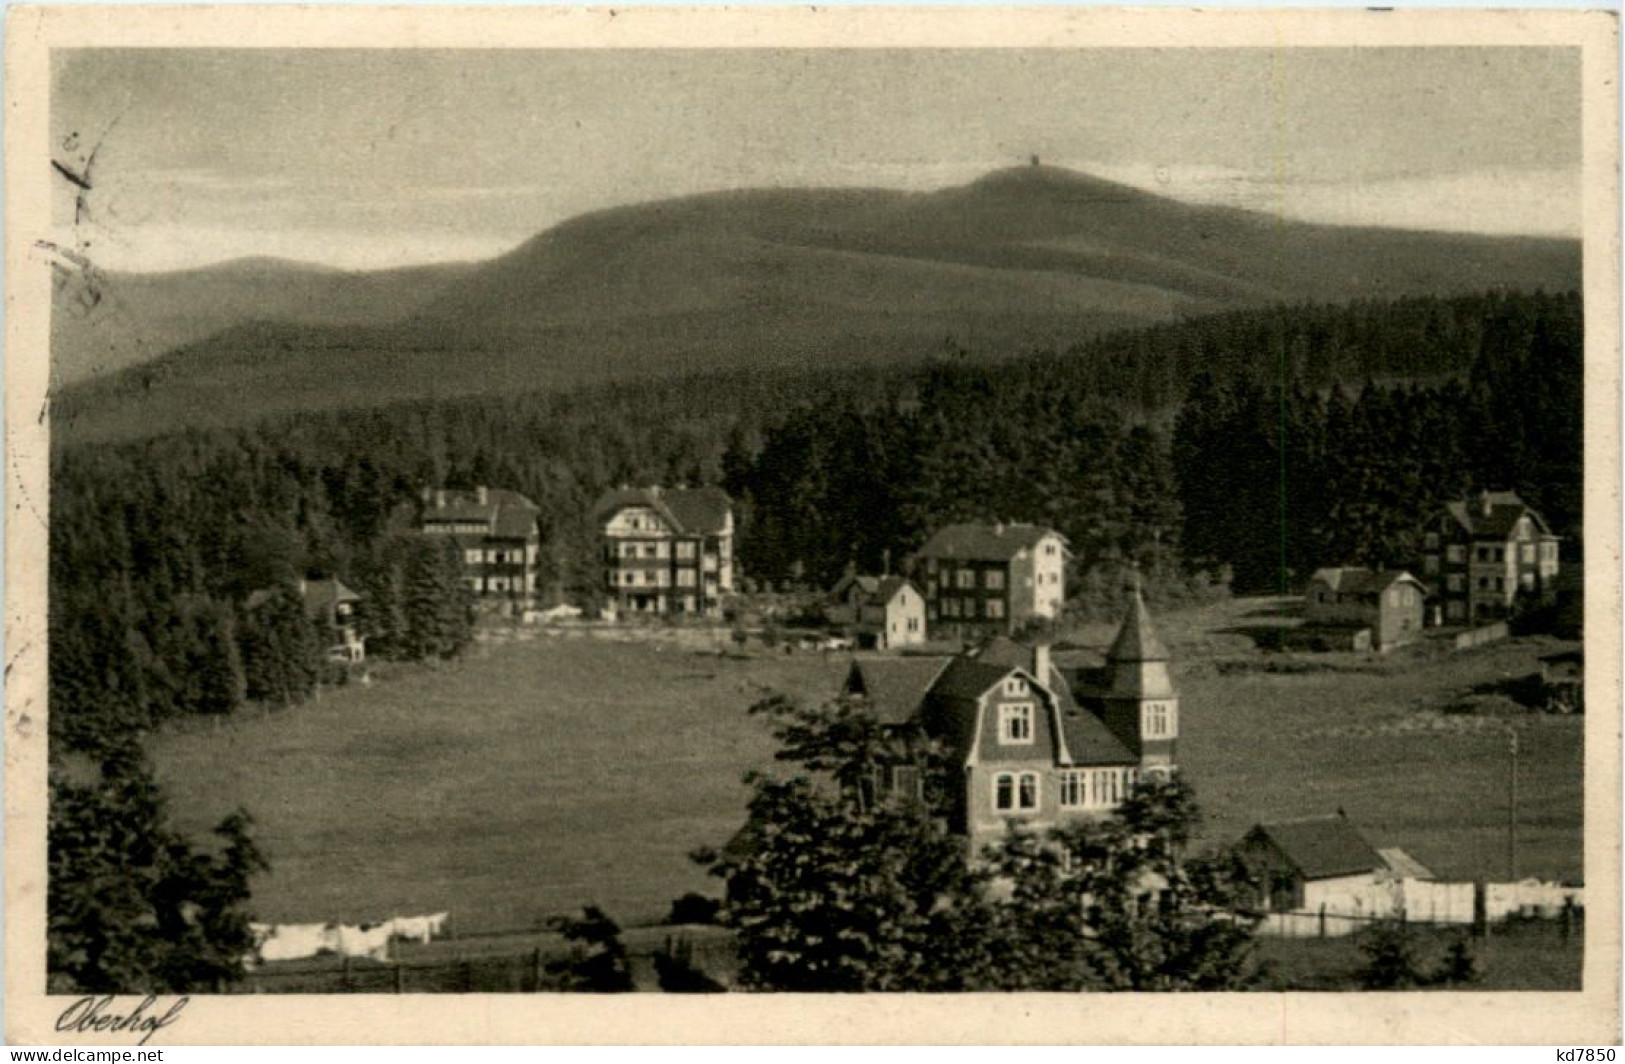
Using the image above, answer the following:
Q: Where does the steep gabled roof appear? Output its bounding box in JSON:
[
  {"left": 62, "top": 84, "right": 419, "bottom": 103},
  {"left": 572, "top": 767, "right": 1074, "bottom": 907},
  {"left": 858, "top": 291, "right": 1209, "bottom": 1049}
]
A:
[
  {"left": 302, "top": 578, "right": 361, "bottom": 615},
  {"left": 970, "top": 635, "right": 1036, "bottom": 669},
  {"left": 969, "top": 636, "right": 1070, "bottom": 694},
  {"left": 844, "top": 657, "right": 952, "bottom": 725},
  {"left": 873, "top": 576, "right": 915, "bottom": 605},
  {"left": 849, "top": 639, "right": 1142, "bottom": 768},
  {"left": 1057, "top": 707, "right": 1137, "bottom": 766},
  {"left": 592, "top": 486, "right": 732, "bottom": 536},
  {"left": 917, "top": 522, "right": 1066, "bottom": 562},
  {"left": 660, "top": 487, "right": 733, "bottom": 535},
  {"left": 831, "top": 573, "right": 882, "bottom": 599},
  {"left": 1309, "top": 567, "right": 1368, "bottom": 592},
  {"left": 245, "top": 577, "right": 361, "bottom": 618},
  {"left": 1245, "top": 814, "right": 1384, "bottom": 880},
  {"left": 422, "top": 488, "right": 540, "bottom": 539},
  {"left": 1376, "top": 847, "right": 1435, "bottom": 880},
  {"left": 957, "top": 635, "right": 1139, "bottom": 766},
  {"left": 1443, "top": 491, "right": 1555, "bottom": 540},
  {"left": 929, "top": 657, "right": 1020, "bottom": 702},
  {"left": 1107, "top": 589, "right": 1169, "bottom": 663},
  {"left": 1310, "top": 567, "right": 1429, "bottom": 597}
]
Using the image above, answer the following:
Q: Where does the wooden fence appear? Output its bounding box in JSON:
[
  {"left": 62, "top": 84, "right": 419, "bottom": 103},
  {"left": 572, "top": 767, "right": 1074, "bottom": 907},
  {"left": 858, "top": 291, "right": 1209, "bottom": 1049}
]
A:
[
  {"left": 236, "top": 929, "right": 738, "bottom": 994},
  {"left": 1453, "top": 622, "right": 1511, "bottom": 650},
  {"left": 237, "top": 881, "right": 1583, "bottom": 989},
  {"left": 1257, "top": 878, "right": 1582, "bottom": 939}
]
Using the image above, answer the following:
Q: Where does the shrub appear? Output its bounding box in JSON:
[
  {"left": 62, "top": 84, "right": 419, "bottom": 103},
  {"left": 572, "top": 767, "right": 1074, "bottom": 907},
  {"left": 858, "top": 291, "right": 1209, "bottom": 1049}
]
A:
[
  {"left": 1357, "top": 921, "right": 1425, "bottom": 989},
  {"left": 544, "top": 906, "right": 634, "bottom": 992},
  {"left": 1433, "top": 935, "right": 1480, "bottom": 986},
  {"left": 665, "top": 892, "right": 721, "bottom": 926},
  {"left": 654, "top": 940, "right": 726, "bottom": 993}
]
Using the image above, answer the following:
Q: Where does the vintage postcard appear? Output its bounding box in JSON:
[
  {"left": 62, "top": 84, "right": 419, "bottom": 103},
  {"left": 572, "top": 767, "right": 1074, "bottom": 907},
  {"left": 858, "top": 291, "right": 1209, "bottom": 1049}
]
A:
[{"left": 5, "top": 5, "right": 1620, "bottom": 1046}]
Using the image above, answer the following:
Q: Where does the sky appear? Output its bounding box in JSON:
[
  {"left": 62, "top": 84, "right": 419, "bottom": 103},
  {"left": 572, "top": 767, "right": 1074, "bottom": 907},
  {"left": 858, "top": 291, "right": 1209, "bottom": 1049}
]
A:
[{"left": 52, "top": 47, "right": 1582, "bottom": 272}]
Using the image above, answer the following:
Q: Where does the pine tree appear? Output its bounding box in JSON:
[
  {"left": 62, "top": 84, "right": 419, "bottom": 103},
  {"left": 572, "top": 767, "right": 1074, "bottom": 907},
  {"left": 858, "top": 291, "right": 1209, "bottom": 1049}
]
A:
[
  {"left": 399, "top": 537, "right": 473, "bottom": 661},
  {"left": 240, "top": 585, "right": 320, "bottom": 705},
  {"left": 353, "top": 546, "right": 410, "bottom": 660}
]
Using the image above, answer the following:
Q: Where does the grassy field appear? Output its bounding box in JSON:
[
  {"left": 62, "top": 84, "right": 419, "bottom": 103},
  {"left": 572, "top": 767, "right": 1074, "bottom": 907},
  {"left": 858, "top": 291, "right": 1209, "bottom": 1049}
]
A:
[
  {"left": 153, "top": 630, "right": 847, "bottom": 932},
  {"left": 1058, "top": 598, "right": 1583, "bottom": 884},
  {"left": 151, "top": 597, "right": 1583, "bottom": 937},
  {"left": 1253, "top": 918, "right": 1583, "bottom": 991}
]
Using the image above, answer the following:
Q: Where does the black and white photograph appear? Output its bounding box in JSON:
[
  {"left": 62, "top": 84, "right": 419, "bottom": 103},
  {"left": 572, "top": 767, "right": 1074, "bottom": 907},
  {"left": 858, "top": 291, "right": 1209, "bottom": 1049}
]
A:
[{"left": 6, "top": 6, "right": 1619, "bottom": 1046}]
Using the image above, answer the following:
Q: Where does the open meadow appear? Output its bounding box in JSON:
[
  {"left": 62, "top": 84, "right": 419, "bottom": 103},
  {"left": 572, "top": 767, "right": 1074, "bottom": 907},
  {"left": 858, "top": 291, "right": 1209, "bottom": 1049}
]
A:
[
  {"left": 1063, "top": 597, "right": 1584, "bottom": 884},
  {"left": 152, "top": 631, "right": 848, "bottom": 932},
  {"left": 151, "top": 597, "right": 1583, "bottom": 936}
]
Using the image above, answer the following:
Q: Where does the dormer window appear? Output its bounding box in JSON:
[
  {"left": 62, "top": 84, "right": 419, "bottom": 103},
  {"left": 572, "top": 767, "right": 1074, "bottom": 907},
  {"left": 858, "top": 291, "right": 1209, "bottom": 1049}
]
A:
[{"left": 999, "top": 702, "right": 1034, "bottom": 743}]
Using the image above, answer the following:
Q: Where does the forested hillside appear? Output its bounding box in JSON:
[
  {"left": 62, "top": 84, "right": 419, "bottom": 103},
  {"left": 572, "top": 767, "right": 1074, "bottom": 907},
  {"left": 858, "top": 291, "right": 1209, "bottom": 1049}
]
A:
[
  {"left": 51, "top": 257, "right": 474, "bottom": 387},
  {"left": 49, "top": 289, "right": 1582, "bottom": 752},
  {"left": 53, "top": 166, "right": 1578, "bottom": 444}
]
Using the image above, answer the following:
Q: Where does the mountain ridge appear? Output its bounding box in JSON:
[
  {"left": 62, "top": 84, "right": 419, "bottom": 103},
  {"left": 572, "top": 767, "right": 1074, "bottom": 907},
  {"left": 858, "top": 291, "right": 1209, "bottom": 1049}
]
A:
[{"left": 54, "top": 165, "right": 1580, "bottom": 442}]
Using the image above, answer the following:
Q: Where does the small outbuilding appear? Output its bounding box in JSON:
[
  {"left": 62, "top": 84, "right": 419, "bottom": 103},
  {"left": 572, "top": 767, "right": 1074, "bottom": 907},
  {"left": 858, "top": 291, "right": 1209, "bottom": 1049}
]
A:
[
  {"left": 1236, "top": 813, "right": 1390, "bottom": 913},
  {"left": 1304, "top": 567, "right": 1428, "bottom": 651},
  {"left": 828, "top": 573, "right": 927, "bottom": 650}
]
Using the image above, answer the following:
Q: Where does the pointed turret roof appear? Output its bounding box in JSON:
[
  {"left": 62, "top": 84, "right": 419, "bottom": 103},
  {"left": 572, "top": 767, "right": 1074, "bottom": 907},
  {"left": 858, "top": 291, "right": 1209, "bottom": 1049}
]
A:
[{"left": 1107, "top": 587, "right": 1169, "bottom": 663}]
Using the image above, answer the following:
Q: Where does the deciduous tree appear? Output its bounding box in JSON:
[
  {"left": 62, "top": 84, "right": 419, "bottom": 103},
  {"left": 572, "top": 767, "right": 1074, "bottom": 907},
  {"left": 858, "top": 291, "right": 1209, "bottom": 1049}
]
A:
[{"left": 48, "top": 743, "right": 266, "bottom": 993}]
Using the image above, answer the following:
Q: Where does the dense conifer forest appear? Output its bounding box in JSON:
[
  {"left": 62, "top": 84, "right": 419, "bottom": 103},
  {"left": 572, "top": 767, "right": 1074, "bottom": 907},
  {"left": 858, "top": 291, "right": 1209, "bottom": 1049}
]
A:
[{"left": 48, "top": 289, "right": 1582, "bottom": 752}]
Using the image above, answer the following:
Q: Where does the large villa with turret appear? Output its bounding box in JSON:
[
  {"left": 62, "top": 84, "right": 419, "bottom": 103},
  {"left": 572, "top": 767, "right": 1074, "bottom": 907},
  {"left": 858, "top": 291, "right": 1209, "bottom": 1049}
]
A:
[{"left": 842, "top": 587, "right": 1179, "bottom": 850}]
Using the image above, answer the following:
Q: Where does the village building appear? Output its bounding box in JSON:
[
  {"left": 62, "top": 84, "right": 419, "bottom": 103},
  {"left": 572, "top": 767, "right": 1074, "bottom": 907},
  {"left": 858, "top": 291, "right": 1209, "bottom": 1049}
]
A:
[
  {"left": 1303, "top": 567, "right": 1429, "bottom": 652},
  {"left": 914, "top": 522, "right": 1068, "bottom": 640},
  {"left": 418, "top": 486, "right": 543, "bottom": 607},
  {"left": 1235, "top": 813, "right": 1431, "bottom": 914},
  {"left": 301, "top": 577, "right": 366, "bottom": 664},
  {"left": 246, "top": 576, "right": 366, "bottom": 664},
  {"left": 1420, "top": 490, "right": 1560, "bottom": 624},
  {"left": 841, "top": 588, "right": 1177, "bottom": 851},
  {"left": 593, "top": 486, "right": 734, "bottom": 618},
  {"left": 827, "top": 572, "right": 927, "bottom": 649}
]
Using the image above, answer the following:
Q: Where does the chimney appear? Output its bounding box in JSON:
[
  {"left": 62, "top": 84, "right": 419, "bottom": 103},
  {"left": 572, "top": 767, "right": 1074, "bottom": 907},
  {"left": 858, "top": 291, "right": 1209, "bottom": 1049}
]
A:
[
  {"left": 476, "top": 485, "right": 488, "bottom": 505},
  {"left": 434, "top": 489, "right": 447, "bottom": 509},
  {"left": 420, "top": 486, "right": 432, "bottom": 505},
  {"left": 1480, "top": 490, "right": 1493, "bottom": 518},
  {"left": 1034, "top": 643, "right": 1052, "bottom": 685},
  {"left": 994, "top": 522, "right": 1005, "bottom": 536},
  {"left": 882, "top": 548, "right": 892, "bottom": 577},
  {"left": 297, "top": 576, "right": 307, "bottom": 597}
]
